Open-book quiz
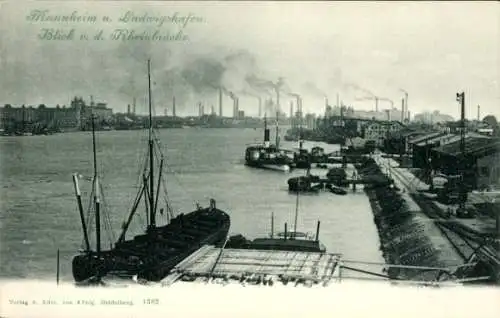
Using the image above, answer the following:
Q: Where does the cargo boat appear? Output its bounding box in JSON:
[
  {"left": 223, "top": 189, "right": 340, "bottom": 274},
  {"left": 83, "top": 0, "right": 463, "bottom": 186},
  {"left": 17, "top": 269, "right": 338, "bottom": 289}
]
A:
[
  {"left": 245, "top": 115, "right": 293, "bottom": 172},
  {"left": 226, "top": 181, "right": 326, "bottom": 253},
  {"left": 71, "top": 60, "right": 231, "bottom": 283}
]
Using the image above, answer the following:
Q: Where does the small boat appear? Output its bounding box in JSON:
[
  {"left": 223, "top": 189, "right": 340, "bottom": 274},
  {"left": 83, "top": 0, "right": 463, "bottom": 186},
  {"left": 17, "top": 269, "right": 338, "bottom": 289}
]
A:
[
  {"left": 226, "top": 183, "right": 326, "bottom": 253},
  {"left": 287, "top": 173, "right": 321, "bottom": 193},
  {"left": 226, "top": 218, "right": 326, "bottom": 253},
  {"left": 328, "top": 185, "right": 348, "bottom": 196}
]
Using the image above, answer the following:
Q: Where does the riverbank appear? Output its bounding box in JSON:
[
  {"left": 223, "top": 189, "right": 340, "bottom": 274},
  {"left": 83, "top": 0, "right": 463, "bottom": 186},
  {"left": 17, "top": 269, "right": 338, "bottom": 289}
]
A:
[{"left": 356, "top": 157, "right": 464, "bottom": 281}]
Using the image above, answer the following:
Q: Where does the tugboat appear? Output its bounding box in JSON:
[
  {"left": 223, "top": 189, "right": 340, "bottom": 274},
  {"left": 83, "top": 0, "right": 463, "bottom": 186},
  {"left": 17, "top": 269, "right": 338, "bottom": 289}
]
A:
[
  {"left": 71, "top": 60, "right": 231, "bottom": 283},
  {"left": 293, "top": 141, "right": 311, "bottom": 169},
  {"left": 245, "top": 114, "right": 293, "bottom": 172}
]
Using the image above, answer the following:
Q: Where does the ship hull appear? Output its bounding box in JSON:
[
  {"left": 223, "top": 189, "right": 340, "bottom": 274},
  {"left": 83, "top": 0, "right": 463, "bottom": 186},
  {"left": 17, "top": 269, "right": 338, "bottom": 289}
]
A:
[
  {"left": 72, "top": 207, "right": 230, "bottom": 282},
  {"left": 245, "top": 145, "right": 293, "bottom": 172},
  {"left": 245, "top": 161, "right": 291, "bottom": 172}
]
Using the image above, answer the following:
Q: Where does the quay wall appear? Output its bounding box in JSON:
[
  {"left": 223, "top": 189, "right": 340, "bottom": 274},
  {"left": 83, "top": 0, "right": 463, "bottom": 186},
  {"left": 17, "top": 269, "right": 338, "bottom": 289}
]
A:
[{"left": 355, "top": 158, "right": 455, "bottom": 281}]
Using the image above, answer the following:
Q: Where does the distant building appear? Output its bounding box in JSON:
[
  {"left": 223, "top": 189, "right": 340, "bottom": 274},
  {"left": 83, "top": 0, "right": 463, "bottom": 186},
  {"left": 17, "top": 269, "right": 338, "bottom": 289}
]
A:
[
  {"left": 0, "top": 105, "right": 37, "bottom": 128},
  {"left": 362, "top": 120, "right": 406, "bottom": 147},
  {"left": 0, "top": 96, "right": 113, "bottom": 131},
  {"left": 304, "top": 113, "right": 316, "bottom": 130}
]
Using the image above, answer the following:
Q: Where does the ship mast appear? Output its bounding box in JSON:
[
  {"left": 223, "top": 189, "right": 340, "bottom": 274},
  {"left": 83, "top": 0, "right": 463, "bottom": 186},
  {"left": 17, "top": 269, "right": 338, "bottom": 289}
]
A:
[
  {"left": 148, "top": 59, "right": 156, "bottom": 230},
  {"left": 275, "top": 87, "right": 280, "bottom": 148},
  {"left": 91, "top": 114, "right": 101, "bottom": 257}
]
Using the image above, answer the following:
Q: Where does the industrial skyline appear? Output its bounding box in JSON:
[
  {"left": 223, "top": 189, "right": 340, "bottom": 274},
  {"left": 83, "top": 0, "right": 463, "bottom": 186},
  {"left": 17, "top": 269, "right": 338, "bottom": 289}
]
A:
[{"left": 0, "top": 1, "right": 498, "bottom": 119}]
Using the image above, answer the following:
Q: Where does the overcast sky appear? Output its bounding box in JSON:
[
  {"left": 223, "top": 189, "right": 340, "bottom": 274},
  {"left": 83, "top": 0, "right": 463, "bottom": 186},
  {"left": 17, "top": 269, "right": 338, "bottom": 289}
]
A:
[{"left": 0, "top": 1, "right": 498, "bottom": 119}]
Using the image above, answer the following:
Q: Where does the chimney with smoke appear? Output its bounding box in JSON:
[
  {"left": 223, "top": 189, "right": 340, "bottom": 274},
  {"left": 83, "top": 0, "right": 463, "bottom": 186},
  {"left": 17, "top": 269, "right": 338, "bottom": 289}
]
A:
[
  {"left": 264, "top": 115, "right": 270, "bottom": 148},
  {"left": 219, "top": 87, "right": 223, "bottom": 117},
  {"left": 477, "top": 105, "right": 480, "bottom": 121},
  {"left": 258, "top": 97, "right": 262, "bottom": 118},
  {"left": 133, "top": 97, "right": 136, "bottom": 114},
  {"left": 289, "top": 101, "right": 294, "bottom": 119},
  {"left": 407, "top": 110, "right": 411, "bottom": 122},
  {"left": 375, "top": 97, "right": 379, "bottom": 113},
  {"left": 172, "top": 96, "right": 176, "bottom": 117},
  {"left": 401, "top": 98, "right": 404, "bottom": 123},
  {"left": 236, "top": 98, "right": 239, "bottom": 118},
  {"left": 127, "top": 104, "right": 131, "bottom": 115},
  {"left": 229, "top": 93, "right": 239, "bottom": 119},
  {"left": 198, "top": 102, "right": 203, "bottom": 117}
]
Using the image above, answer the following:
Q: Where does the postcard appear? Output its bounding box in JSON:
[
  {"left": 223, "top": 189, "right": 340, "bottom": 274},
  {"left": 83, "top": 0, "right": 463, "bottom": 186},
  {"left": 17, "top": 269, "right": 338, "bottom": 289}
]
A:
[{"left": 1, "top": 1, "right": 499, "bottom": 317}]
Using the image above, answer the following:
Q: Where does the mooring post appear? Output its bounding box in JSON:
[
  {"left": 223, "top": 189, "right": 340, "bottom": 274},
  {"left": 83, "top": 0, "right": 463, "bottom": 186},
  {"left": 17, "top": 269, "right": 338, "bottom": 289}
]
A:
[{"left": 56, "top": 249, "right": 60, "bottom": 286}]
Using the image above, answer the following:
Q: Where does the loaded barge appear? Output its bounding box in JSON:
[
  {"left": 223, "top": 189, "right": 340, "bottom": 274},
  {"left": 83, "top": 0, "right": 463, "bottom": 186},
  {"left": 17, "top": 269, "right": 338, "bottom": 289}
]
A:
[{"left": 71, "top": 60, "right": 231, "bottom": 283}]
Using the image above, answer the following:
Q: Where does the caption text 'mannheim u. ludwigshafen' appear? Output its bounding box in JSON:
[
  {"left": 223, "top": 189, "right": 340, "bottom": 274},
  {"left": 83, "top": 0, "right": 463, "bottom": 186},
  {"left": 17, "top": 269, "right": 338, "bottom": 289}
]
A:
[{"left": 25, "top": 9, "right": 205, "bottom": 41}]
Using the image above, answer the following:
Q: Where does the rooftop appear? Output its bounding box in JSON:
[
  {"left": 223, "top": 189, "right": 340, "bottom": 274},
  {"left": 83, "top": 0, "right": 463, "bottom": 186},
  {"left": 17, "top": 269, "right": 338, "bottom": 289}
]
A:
[
  {"left": 414, "top": 132, "right": 490, "bottom": 147},
  {"left": 408, "top": 131, "right": 446, "bottom": 145},
  {"left": 432, "top": 137, "right": 500, "bottom": 157}
]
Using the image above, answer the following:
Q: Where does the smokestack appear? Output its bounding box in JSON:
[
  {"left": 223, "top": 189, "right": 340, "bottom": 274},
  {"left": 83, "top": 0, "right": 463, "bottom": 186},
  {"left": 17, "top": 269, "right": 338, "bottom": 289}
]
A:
[
  {"left": 401, "top": 98, "right": 404, "bottom": 123},
  {"left": 477, "top": 105, "right": 480, "bottom": 121},
  {"left": 164, "top": 104, "right": 168, "bottom": 116},
  {"left": 90, "top": 95, "right": 94, "bottom": 107},
  {"left": 133, "top": 97, "right": 136, "bottom": 114},
  {"left": 258, "top": 97, "right": 262, "bottom": 118},
  {"left": 211, "top": 105, "right": 215, "bottom": 115},
  {"left": 407, "top": 110, "right": 411, "bottom": 121},
  {"left": 336, "top": 93, "right": 339, "bottom": 108},
  {"left": 219, "top": 87, "right": 223, "bottom": 117},
  {"left": 325, "top": 97, "right": 328, "bottom": 116},
  {"left": 172, "top": 96, "right": 176, "bottom": 117},
  {"left": 289, "top": 101, "right": 294, "bottom": 119},
  {"left": 264, "top": 115, "right": 270, "bottom": 148},
  {"left": 198, "top": 102, "right": 202, "bottom": 117},
  {"left": 386, "top": 110, "right": 391, "bottom": 121},
  {"left": 233, "top": 97, "right": 239, "bottom": 119},
  {"left": 127, "top": 104, "right": 131, "bottom": 115}
]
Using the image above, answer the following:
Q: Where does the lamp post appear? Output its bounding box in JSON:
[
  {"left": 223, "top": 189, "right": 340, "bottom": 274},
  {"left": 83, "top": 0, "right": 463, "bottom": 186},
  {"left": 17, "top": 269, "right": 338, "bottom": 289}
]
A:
[{"left": 456, "top": 91, "right": 468, "bottom": 216}]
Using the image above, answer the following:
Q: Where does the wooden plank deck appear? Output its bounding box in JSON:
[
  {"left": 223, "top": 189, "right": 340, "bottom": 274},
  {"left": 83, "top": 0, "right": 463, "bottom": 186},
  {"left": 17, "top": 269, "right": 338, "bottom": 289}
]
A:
[{"left": 161, "top": 246, "right": 342, "bottom": 286}]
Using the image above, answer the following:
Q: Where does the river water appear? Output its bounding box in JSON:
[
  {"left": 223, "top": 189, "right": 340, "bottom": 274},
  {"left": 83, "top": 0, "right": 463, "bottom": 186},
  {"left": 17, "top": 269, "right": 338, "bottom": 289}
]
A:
[{"left": 0, "top": 128, "right": 384, "bottom": 282}]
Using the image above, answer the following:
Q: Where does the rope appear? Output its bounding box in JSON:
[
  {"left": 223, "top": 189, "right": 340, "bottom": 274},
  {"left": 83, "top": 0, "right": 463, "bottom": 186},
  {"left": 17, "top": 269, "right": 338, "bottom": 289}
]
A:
[
  {"left": 152, "top": 129, "right": 200, "bottom": 210},
  {"left": 99, "top": 181, "right": 116, "bottom": 245}
]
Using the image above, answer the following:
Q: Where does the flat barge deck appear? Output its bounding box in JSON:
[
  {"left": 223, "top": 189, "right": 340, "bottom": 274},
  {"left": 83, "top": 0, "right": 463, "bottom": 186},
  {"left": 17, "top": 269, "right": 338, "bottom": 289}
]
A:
[{"left": 161, "top": 245, "right": 342, "bottom": 286}]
